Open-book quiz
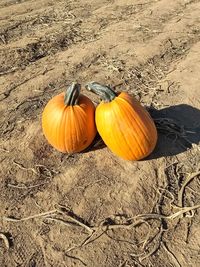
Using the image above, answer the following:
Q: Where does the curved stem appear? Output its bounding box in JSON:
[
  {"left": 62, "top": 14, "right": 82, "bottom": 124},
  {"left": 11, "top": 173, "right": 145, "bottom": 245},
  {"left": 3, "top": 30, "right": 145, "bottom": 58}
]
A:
[
  {"left": 85, "top": 82, "right": 117, "bottom": 102},
  {"left": 64, "top": 82, "right": 81, "bottom": 106}
]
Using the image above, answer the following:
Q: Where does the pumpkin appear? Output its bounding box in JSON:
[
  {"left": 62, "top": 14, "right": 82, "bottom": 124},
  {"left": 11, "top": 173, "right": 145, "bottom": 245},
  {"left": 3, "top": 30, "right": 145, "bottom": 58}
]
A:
[
  {"left": 86, "top": 82, "right": 157, "bottom": 160},
  {"left": 42, "top": 82, "right": 96, "bottom": 153}
]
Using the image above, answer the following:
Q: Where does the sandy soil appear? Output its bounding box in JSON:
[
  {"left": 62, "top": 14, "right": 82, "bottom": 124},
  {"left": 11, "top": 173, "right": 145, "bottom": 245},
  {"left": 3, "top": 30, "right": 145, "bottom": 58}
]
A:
[{"left": 0, "top": 0, "right": 200, "bottom": 266}]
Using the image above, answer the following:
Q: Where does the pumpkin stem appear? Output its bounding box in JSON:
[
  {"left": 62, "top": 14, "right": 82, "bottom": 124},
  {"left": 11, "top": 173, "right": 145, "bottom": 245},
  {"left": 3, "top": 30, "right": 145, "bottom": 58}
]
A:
[
  {"left": 85, "top": 82, "right": 117, "bottom": 102},
  {"left": 64, "top": 82, "right": 81, "bottom": 106}
]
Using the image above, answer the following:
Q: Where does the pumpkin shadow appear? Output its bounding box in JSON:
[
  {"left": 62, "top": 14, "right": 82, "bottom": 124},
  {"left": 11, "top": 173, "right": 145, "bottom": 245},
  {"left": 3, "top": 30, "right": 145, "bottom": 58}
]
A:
[
  {"left": 82, "top": 133, "right": 106, "bottom": 153},
  {"left": 146, "top": 104, "right": 200, "bottom": 160}
]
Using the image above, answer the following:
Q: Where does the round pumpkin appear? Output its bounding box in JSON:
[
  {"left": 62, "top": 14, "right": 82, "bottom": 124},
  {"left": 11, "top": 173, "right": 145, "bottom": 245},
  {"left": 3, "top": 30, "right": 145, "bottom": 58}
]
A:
[
  {"left": 86, "top": 82, "right": 157, "bottom": 160},
  {"left": 42, "top": 82, "right": 96, "bottom": 153}
]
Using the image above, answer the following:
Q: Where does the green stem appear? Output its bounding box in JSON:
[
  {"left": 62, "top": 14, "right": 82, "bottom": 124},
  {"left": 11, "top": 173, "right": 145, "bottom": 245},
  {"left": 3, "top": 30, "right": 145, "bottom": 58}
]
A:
[
  {"left": 85, "top": 82, "right": 117, "bottom": 102},
  {"left": 64, "top": 82, "right": 81, "bottom": 106}
]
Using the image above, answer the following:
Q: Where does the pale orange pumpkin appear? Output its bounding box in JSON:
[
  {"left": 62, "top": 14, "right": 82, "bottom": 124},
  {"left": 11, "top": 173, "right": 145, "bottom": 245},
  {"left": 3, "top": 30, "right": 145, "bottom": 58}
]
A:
[
  {"left": 42, "top": 82, "right": 96, "bottom": 153},
  {"left": 86, "top": 82, "right": 157, "bottom": 160}
]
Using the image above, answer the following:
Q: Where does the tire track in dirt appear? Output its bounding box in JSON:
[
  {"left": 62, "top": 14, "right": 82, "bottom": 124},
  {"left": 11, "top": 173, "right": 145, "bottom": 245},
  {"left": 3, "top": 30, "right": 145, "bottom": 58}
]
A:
[
  {"left": 0, "top": 0, "right": 32, "bottom": 8},
  {"left": 1, "top": 0, "right": 198, "bottom": 91},
  {"left": 0, "top": 20, "right": 83, "bottom": 75},
  {"left": 0, "top": 0, "right": 126, "bottom": 45},
  {"left": 0, "top": 1, "right": 156, "bottom": 73},
  {"left": 0, "top": 0, "right": 62, "bottom": 19},
  {"left": 0, "top": 3, "right": 77, "bottom": 44},
  {"left": 1, "top": 0, "right": 197, "bottom": 72}
]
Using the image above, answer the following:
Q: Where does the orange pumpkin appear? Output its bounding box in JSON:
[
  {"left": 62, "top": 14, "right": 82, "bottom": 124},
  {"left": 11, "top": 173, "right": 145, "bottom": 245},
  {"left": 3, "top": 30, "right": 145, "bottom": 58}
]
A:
[
  {"left": 86, "top": 82, "right": 157, "bottom": 160},
  {"left": 42, "top": 82, "right": 96, "bottom": 153}
]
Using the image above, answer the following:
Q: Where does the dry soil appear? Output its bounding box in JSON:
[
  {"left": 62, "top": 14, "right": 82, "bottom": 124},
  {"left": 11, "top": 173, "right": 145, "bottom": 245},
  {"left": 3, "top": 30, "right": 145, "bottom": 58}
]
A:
[{"left": 0, "top": 0, "right": 200, "bottom": 267}]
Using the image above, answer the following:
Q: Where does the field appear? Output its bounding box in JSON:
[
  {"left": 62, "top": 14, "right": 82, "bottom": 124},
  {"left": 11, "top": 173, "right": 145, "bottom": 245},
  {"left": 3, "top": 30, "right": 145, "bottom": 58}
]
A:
[{"left": 0, "top": 0, "right": 200, "bottom": 266}]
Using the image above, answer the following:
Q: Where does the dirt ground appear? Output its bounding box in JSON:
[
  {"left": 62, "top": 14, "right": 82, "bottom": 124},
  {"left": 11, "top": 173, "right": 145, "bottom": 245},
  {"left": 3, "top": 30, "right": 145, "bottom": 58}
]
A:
[{"left": 0, "top": 0, "right": 200, "bottom": 266}]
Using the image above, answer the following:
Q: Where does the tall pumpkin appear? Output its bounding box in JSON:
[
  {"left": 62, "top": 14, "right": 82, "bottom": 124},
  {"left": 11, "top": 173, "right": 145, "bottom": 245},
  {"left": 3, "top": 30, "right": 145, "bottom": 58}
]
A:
[
  {"left": 86, "top": 82, "right": 157, "bottom": 160},
  {"left": 42, "top": 82, "right": 96, "bottom": 153}
]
